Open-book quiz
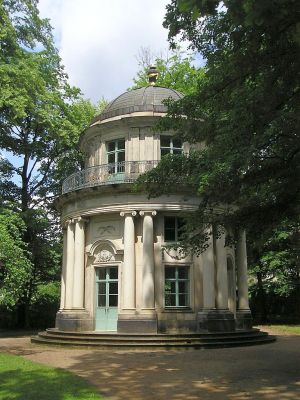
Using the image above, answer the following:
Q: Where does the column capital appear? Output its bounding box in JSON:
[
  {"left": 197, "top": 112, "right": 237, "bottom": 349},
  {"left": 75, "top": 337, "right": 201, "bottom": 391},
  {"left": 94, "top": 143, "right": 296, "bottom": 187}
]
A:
[
  {"left": 120, "top": 211, "right": 137, "bottom": 217},
  {"left": 73, "top": 216, "right": 89, "bottom": 225},
  {"left": 64, "top": 219, "right": 74, "bottom": 228},
  {"left": 139, "top": 210, "right": 157, "bottom": 217}
]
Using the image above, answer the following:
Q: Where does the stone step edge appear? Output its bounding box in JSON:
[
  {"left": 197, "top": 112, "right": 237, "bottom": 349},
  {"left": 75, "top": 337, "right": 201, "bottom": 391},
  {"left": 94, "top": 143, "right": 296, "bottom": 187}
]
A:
[
  {"left": 37, "top": 332, "right": 270, "bottom": 342},
  {"left": 45, "top": 328, "right": 262, "bottom": 338},
  {"left": 31, "top": 336, "right": 276, "bottom": 348}
]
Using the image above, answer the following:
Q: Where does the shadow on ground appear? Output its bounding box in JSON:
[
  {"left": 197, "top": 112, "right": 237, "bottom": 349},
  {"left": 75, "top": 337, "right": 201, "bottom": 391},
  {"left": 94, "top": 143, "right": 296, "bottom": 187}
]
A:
[
  {"left": 1, "top": 333, "right": 300, "bottom": 399},
  {"left": 24, "top": 336, "right": 300, "bottom": 400}
]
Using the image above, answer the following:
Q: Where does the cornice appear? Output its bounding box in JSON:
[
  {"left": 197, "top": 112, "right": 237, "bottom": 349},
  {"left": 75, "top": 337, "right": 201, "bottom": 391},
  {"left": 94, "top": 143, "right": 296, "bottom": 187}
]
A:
[{"left": 61, "top": 203, "right": 198, "bottom": 224}]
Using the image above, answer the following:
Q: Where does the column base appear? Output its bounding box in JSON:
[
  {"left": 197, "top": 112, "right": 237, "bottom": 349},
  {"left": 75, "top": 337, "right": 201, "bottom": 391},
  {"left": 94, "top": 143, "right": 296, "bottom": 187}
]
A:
[
  {"left": 56, "top": 309, "right": 93, "bottom": 332},
  {"left": 236, "top": 309, "right": 253, "bottom": 330},
  {"left": 117, "top": 313, "right": 157, "bottom": 333},
  {"left": 197, "top": 310, "right": 235, "bottom": 332}
]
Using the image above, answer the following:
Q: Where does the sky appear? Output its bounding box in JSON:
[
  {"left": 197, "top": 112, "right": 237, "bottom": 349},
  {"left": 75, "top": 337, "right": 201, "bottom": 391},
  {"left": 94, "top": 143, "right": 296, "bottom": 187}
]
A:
[{"left": 38, "top": 0, "right": 173, "bottom": 104}]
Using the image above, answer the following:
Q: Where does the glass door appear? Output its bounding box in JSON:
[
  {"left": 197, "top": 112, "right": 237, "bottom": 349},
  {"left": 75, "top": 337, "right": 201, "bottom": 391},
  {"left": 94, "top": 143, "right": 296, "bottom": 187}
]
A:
[{"left": 95, "top": 266, "right": 118, "bottom": 331}]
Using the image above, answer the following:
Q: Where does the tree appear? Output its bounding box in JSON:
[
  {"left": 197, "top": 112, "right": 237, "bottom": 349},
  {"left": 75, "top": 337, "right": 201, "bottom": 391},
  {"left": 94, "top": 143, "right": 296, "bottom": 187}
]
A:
[
  {"left": 0, "top": 1, "right": 97, "bottom": 326},
  {"left": 0, "top": 208, "right": 32, "bottom": 309},
  {"left": 136, "top": 0, "right": 300, "bottom": 320},
  {"left": 138, "top": 0, "right": 300, "bottom": 248},
  {"left": 248, "top": 222, "right": 300, "bottom": 322},
  {"left": 131, "top": 47, "right": 204, "bottom": 95}
]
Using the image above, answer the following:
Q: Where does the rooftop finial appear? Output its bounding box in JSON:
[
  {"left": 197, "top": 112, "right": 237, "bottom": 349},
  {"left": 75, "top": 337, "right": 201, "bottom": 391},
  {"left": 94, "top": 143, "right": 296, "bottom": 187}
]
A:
[{"left": 148, "top": 65, "right": 158, "bottom": 86}]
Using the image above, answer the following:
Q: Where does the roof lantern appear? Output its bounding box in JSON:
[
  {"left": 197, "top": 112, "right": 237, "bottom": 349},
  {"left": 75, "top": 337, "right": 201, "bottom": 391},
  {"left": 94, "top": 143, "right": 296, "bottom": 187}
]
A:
[{"left": 147, "top": 65, "right": 159, "bottom": 86}]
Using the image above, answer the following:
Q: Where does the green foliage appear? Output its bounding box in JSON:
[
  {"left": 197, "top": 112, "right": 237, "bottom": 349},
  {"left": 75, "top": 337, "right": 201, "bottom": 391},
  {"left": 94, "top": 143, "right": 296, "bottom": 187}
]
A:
[
  {"left": 142, "top": 0, "right": 300, "bottom": 320},
  {"left": 139, "top": 0, "right": 300, "bottom": 251},
  {"left": 0, "top": 0, "right": 97, "bottom": 327},
  {"left": 0, "top": 208, "right": 33, "bottom": 308},
  {"left": 249, "top": 222, "right": 300, "bottom": 297},
  {"left": 29, "top": 282, "right": 60, "bottom": 328},
  {"left": 0, "top": 353, "right": 102, "bottom": 400},
  {"left": 131, "top": 47, "right": 204, "bottom": 95}
]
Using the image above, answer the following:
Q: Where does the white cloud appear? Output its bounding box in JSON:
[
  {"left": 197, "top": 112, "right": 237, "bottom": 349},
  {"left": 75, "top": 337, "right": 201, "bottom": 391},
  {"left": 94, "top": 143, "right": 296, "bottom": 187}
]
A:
[{"left": 38, "top": 0, "right": 170, "bottom": 103}]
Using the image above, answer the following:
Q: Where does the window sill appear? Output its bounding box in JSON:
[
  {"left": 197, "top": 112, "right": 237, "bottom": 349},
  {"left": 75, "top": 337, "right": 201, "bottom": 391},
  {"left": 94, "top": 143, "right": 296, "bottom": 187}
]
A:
[{"left": 163, "top": 307, "right": 193, "bottom": 313}]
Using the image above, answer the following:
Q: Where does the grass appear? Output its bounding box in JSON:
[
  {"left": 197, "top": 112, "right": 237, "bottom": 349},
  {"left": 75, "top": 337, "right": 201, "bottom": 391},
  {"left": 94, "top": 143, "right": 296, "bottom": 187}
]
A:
[
  {"left": 263, "top": 325, "right": 300, "bottom": 335},
  {"left": 0, "top": 353, "right": 103, "bottom": 400}
]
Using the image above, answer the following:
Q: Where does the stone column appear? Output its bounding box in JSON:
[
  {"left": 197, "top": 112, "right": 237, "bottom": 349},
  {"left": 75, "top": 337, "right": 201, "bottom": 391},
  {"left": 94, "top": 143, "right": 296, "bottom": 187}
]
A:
[
  {"left": 202, "top": 227, "right": 216, "bottom": 310},
  {"left": 120, "top": 211, "right": 136, "bottom": 310},
  {"left": 56, "top": 217, "right": 92, "bottom": 332},
  {"left": 197, "top": 226, "right": 218, "bottom": 332},
  {"left": 204, "top": 226, "right": 235, "bottom": 332},
  {"left": 236, "top": 230, "right": 250, "bottom": 310},
  {"left": 64, "top": 219, "right": 75, "bottom": 309},
  {"left": 236, "top": 230, "right": 252, "bottom": 329},
  {"left": 215, "top": 229, "right": 229, "bottom": 310},
  {"left": 59, "top": 227, "right": 67, "bottom": 310},
  {"left": 72, "top": 217, "right": 87, "bottom": 309},
  {"left": 140, "top": 211, "right": 157, "bottom": 309}
]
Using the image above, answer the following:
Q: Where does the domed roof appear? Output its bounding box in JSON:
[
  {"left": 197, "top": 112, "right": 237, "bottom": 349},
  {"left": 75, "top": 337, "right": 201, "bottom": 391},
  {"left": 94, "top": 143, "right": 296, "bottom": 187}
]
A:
[{"left": 92, "top": 86, "right": 183, "bottom": 123}]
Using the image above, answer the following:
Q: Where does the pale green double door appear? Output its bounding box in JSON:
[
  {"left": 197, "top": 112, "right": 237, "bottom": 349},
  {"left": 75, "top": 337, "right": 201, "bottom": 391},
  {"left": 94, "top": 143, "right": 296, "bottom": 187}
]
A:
[{"left": 95, "top": 266, "right": 118, "bottom": 331}]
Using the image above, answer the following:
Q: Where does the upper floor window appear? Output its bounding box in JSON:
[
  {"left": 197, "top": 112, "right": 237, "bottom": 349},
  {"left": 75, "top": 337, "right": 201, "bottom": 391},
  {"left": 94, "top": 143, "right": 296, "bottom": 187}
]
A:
[
  {"left": 160, "top": 136, "right": 183, "bottom": 157},
  {"left": 107, "top": 139, "right": 125, "bottom": 173},
  {"left": 164, "top": 216, "right": 184, "bottom": 242}
]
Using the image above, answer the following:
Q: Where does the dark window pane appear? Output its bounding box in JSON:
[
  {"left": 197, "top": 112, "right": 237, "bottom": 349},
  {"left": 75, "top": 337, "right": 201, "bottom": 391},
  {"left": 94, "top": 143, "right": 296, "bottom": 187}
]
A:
[
  {"left": 177, "top": 218, "right": 185, "bottom": 240},
  {"left": 108, "top": 164, "right": 115, "bottom": 174},
  {"left": 161, "top": 136, "right": 170, "bottom": 147},
  {"left": 165, "top": 294, "right": 176, "bottom": 307},
  {"left": 109, "top": 267, "right": 118, "bottom": 280},
  {"left": 98, "top": 269, "right": 106, "bottom": 280},
  {"left": 109, "top": 295, "right": 118, "bottom": 307},
  {"left": 108, "top": 141, "right": 115, "bottom": 152},
  {"left": 165, "top": 293, "right": 171, "bottom": 307},
  {"left": 173, "top": 148, "right": 183, "bottom": 155},
  {"left": 179, "top": 294, "right": 188, "bottom": 306},
  {"left": 98, "top": 282, "right": 106, "bottom": 295},
  {"left": 165, "top": 217, "right": 176, "bottom": 241},
  {"left": 98, "top": 295, "right": 106, "bottom": 307},
  {"left": 178, "top": 267, "right": 188, "bottom": 280},
  {"left": 173, "top": 139, "right": 182, "bottom": 148},
  {"left": 109, "top": 282, "right": 118, "bottom": 295},
  {"left": 108, "top": 153, "right": 115, "bottom": 164},
  {"left": 170, "top": 281, "right": 176, "bottom": 293},
  {"left": 117, "top": 151, "right": 125, "bottom": 162},
  {"left": 165, "top": 217, "right": 176, "bottom": 229},
  {"left": 165, "top": 281, "right": 172, "bottom": 294},
  {"left": 178, "top": 281, "right": 188, "bottom": 293},
  {"left": 161, "top": 148, "right": 170, "bottom": 157},
  {"left": 165, "top": 267, "right": 175, "bottom": 280},
  {"left": 165, "top": 229, "right": 175, "bottom": 241},
  {"left": 118, "top": 140, "right": 125, "bottom": 150}
]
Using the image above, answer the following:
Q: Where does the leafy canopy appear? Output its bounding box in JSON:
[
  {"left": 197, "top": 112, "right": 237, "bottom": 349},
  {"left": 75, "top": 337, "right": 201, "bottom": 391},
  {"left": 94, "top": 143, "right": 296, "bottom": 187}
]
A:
[
  {"left": 0, "top": 208, "right": 33, "bottom": 308},
  {"left": 138, "top": 0, "right": 300, "bottom": 253},
  {"left": 0, "top": 0, "right": 96, "bottom": 325}
]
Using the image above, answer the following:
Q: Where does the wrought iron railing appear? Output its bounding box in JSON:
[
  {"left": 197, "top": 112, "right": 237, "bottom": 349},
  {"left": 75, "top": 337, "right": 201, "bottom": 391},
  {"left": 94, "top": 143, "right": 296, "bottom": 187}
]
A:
[{"left": 62, "top": 160, "right": 159, "bottom": 194}]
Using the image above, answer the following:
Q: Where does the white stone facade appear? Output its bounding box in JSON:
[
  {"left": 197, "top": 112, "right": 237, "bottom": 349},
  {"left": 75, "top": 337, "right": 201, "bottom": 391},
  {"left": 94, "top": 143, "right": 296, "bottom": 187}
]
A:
[{"left": 56, "top": 87, "right": 252, "bottom": 333}]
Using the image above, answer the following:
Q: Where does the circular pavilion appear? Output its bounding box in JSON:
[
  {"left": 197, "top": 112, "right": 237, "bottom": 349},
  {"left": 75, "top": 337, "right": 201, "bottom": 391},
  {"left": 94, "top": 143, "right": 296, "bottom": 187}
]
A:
[{"left": 32, "top": 71, "right": 275, "bottom": 347}]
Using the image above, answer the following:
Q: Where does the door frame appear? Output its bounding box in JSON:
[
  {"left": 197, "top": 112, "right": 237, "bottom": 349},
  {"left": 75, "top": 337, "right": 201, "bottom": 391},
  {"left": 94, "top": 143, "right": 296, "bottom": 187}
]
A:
[{"left": 94, "top": 262, "right": 121, "bottom": 331}]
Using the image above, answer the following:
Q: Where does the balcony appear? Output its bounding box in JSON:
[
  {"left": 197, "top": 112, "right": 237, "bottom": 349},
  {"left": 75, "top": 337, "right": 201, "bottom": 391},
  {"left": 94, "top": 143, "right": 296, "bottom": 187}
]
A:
[{"left": 62, "top": 160, "right": 159, "bottom": 194}]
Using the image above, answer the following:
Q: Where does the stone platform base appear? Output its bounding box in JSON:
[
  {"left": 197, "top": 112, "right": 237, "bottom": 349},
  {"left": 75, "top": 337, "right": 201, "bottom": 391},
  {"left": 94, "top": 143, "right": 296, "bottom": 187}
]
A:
[
  {"left": 117, "top": 314, "right": 157, "bottom": 333},
  {"left": 56, "top": 310, "right": 93, "bottom": 332},
  {"left": 236, "top": 310, "right": 253, "bottom": 330},
  {"left": 31, "top": 328, "right": 276, "bottom": 349},
  {"left": 197, "top": 310, "right": 235, "bottom": 332}
]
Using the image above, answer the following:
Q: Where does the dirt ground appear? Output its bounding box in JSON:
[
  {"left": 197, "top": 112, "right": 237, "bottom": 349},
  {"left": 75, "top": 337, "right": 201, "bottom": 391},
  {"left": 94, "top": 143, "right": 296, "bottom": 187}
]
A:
[{"left": 0, "top": 328, "right": 299, "bottom": 400}]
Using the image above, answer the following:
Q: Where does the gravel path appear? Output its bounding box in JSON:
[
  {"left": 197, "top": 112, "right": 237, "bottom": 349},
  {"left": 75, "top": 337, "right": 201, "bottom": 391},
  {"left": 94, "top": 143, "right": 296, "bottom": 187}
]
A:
[{"left": 0, "top": 329, "right": 299, "bottom": 400}]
